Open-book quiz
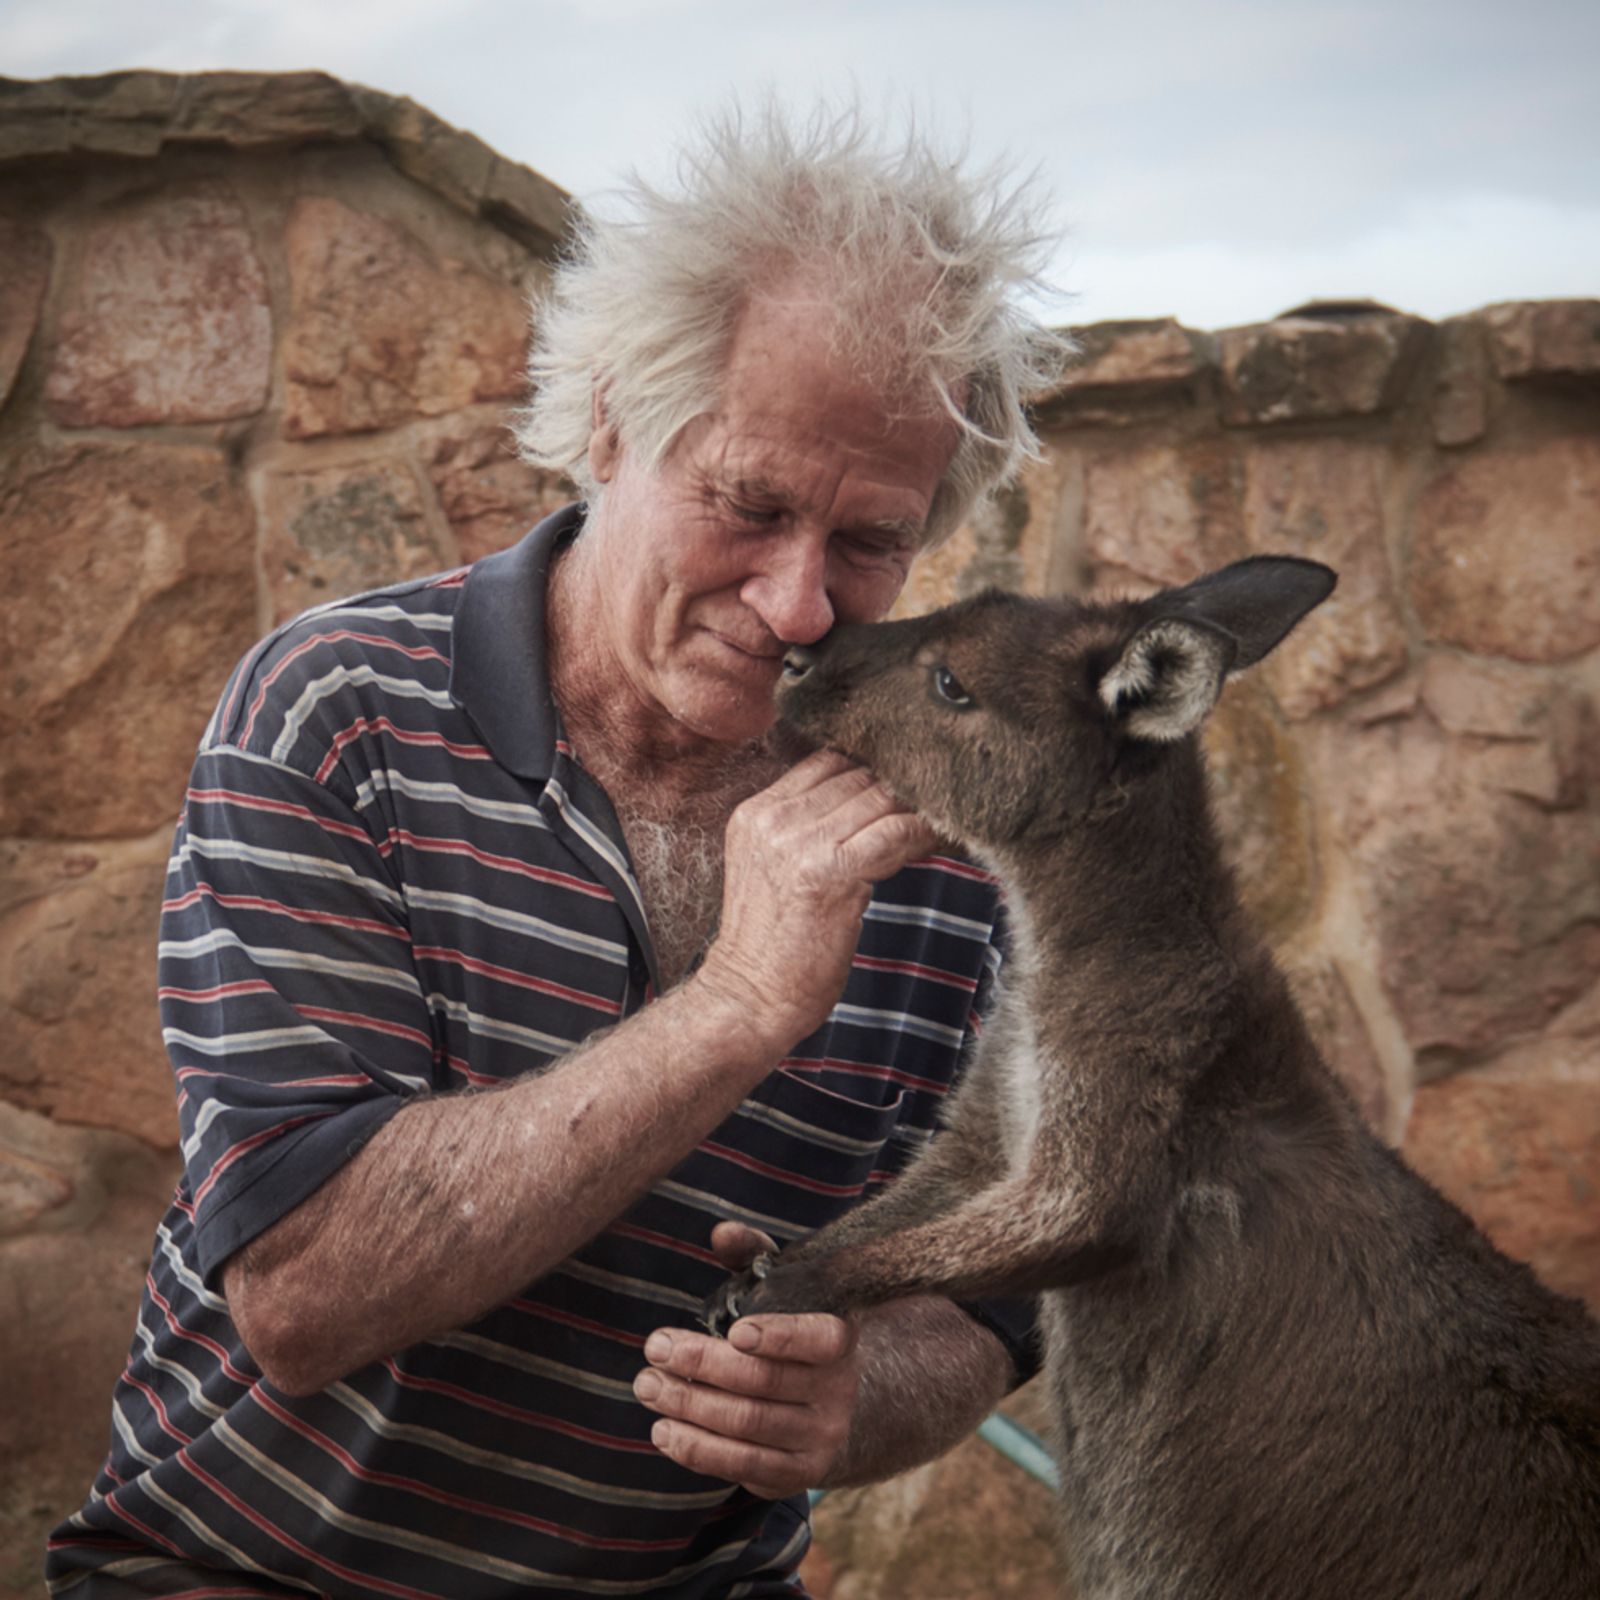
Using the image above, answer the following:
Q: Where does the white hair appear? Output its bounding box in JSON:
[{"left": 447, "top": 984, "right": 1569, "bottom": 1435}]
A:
[{"left": 512, "top": 100, "right": 1073, "bottom": 544}]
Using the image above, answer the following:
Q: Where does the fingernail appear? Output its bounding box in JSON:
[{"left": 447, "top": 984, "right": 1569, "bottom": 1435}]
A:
[
  {"left": 645, "top": 1332, "right": 674, "bottom": 1363},
  {"left": 730, "top": 1321, "right": 762, "bottom": 1353},
  {"left": 651, "top": 1421, "right": 674, "bottom": 1450},
  {"left": 634, "top": 1370, "right": 662, "bottom": 1403}
]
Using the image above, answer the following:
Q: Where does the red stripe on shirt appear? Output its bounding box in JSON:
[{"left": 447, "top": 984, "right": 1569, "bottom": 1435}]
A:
[
  {"left": 193, "top": 1114, "right": 328, "bottom": 1209},
  {"left": 164, "top": 882, "right": 410, "bottom": 943},
  {"left": 251, "top": 1387, "right": 688, "bottom": 1553},
  {"left": 380, "top": 1359, "right": 656, "bottom": 1454},
  {"left": 172, "top": 1451, "right": 443, "bottom": 1600},
  {"left": 413, "top": 945, "right": 621, "bottom": 1015},
  {"left": 160, "top": 981, "right": 276, "bottom": 1005},
  {"left": 240, "top": 630, "right": 451, "bottom": 746},
  {"left": 314, "top": 719, "right": 493, "bottom": 784},
  {"left": 187, "top": 787, "right": 376, "bottom": 849},
  {"left": 916, "top": 853, "right": 1000, "bottom": 885},
  {"left": 121, "top": 1370, "right": 194, "bottom": 1446},
  {"left": 779, "top": 1057, "right": 948, "bottom": 1095},
  {"left": 292, "top": 1005, "right": 432, "bottom": 1050},
  {"left": 508, "top": 1299, "right": 648, "bottom": 1350},
  {"left": 143, "top": 1276, "right": 257, "bottom": 1388},
  {"left": 387, "top": 830, "right": 612, "bottom": 899},
  {"left": 700, "top": 1141, "right": 864, "bottom": 1198},
  {"left": 609, "top": 1222, "right": 721, "bottom": 1267},
  {"left": 851, "top": 953, "right": 979, "bottom": 992}
]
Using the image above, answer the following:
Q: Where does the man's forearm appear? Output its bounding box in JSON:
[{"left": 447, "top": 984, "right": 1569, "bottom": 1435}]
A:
[
  {"left": 225, "top": 973, "right": 781, "bottom": 1395},
  {"left": 821, "top": 1296, "right": 1016, "bottom": 1488}
]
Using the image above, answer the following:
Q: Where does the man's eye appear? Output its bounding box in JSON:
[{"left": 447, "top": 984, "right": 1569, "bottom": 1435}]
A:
[
  {"left": 726, "top": 498, "right": 780, "bottom": 524},
  {"left": 932, "top": 665, "right": 974, "bottom": 708},
  {"left": 842, "top": 530, "right": 912, "bottom": 561}
]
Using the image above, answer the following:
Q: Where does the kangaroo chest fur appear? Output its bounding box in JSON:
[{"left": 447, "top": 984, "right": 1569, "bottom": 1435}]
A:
[{"left": 707, "top": 558, "right": 1600, "bottom": 1600}]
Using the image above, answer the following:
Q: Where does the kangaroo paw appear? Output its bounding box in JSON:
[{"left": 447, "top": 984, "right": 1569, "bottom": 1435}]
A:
[{"left": 701, "top": 1251, "right": 775, "bottom": 1337}]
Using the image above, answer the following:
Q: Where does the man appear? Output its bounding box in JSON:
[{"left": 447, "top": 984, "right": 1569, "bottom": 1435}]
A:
[{"left": 49, "top": 106, "right": 1068, "bottom": 1596}]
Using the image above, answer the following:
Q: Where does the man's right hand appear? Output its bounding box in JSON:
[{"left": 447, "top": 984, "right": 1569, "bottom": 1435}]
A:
[{"left": 695, "top": 748, "right": 936, "bottom": 1054}]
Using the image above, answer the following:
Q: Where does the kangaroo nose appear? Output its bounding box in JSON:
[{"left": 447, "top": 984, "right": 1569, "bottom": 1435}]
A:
[{"left": 782, "top": 646, "right": 817, "bottom": 681}]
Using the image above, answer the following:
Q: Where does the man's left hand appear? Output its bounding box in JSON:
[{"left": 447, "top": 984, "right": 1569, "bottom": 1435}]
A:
[{"left": 634, "top": 1222, "right": 861, "bottom": 1499}]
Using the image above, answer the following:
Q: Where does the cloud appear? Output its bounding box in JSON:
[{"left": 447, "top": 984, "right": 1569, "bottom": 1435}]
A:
[{"left": 1062, "top": 192, "right": 1600, "bottom": 328}]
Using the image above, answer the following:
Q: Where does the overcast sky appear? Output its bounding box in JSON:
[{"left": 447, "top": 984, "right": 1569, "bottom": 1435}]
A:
[{"left": 3, "top": 0, "right": 1596, "bottom": 330}]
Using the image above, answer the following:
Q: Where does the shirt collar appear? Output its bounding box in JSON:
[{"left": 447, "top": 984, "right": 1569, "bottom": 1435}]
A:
[{"left": 450, "top": 503, "right": 587, "bottom": 781}]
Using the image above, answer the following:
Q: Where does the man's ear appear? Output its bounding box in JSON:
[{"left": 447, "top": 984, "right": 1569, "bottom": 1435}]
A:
[
  {"left": 588, "top": 387, "right": 621, "bottom": 484},
  {"left": 1098, "top": 619, "right": 1236, "bottom": 742}
]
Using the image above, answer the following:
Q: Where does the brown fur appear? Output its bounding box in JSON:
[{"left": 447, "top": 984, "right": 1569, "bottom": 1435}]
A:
[{"left": 709, "top": 558, "right": 1600, "bottom": 1600}]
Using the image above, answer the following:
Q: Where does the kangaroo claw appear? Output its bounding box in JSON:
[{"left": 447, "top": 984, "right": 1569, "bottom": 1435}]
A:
[{"left": 701, "top": 1251, "right": 776, "bottom": 1336}]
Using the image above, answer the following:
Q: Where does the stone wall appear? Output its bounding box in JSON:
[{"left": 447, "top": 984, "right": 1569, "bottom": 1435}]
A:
[{"left": 2, "top": 70, "right": 1597, "bottom": 1600}]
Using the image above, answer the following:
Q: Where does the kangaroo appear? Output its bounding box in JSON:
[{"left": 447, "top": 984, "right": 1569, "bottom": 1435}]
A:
[{"left": 707, "top": 556, "right": 1600, "bottom": 1600}]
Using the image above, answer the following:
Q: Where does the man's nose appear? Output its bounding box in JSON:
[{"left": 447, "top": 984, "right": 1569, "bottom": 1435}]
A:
[{"left": 741, "top": 536, "right": 834, "bottom": 646}]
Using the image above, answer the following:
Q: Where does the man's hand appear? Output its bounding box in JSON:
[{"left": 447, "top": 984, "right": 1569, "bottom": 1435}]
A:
[
  {"left": 694, "top": 749, "right": 937, "bottom": 1055},
  {"left": 634, "top": 1223, "right": 862, "bottom": 1499}
]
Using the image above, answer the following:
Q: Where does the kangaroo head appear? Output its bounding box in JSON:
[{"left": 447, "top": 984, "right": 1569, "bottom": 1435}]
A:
[{"left": 775, "top": 555, "right": 1336, "bottom": 853}]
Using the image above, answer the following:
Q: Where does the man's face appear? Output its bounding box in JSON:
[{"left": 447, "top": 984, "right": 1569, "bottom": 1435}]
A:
[{"left": 579, "top": 283, "right": 961, "bottom": 749}]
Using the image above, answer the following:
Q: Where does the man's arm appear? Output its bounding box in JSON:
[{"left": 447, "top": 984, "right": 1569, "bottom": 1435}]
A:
[{"left": 225, "top": 750, "right": 936, "bottom": 1396}]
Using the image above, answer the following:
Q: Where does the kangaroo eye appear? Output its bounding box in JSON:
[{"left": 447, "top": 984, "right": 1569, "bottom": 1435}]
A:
[{"left": 933, "top": 665, "right": 973, "bottom": 708}]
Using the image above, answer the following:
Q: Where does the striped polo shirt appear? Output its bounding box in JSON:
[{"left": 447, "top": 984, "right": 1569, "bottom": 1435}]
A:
[{"left": 48, "top": 507, "right": 1035, "bottom": 1599}]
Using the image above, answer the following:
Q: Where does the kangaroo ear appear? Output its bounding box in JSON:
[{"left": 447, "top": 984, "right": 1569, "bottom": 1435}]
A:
[
  {"left": 1150, "top": 555, "right": 1337, "bottom": 669},
  {"left": 1099, "top": 618, "right": 1236, "bottom": 742}
]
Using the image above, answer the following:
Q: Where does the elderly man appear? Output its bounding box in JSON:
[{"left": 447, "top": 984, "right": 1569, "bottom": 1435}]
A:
[{"left": 49, "top": 108, "right": 1066, "bottom": 1597}]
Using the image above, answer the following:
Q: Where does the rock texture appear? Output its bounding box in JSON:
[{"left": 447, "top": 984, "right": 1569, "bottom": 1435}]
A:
[
  {"left": 0, "top": 442, "right": 261, "bottom": 838},
  {"left": 3, "top": 68, "right": 1598, "bottom": 1600},
  {"left": 0, "top": 217, "right": 52, "bottom": 410},
  {"left": 45, "top": 183, "right": 272, "bottom": 426},
  {"left": 281, "top": 195, "right": 528, "bottom": 438},
  {"left": 1217, "top": 307, "right": 1429, "bottom": 426},
  {"left": 1410, "top": 436, "right": 1600, "bottom": 662}
]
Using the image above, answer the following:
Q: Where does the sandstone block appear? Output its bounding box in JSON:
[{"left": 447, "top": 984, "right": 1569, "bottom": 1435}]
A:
[
  {"left": 0, "top": 216, "right": 52, "bottom": 412},
  {"left": 1419, "top": 652, "right": 1551, "bottom": 740},
  {"left": 1314, "top": 709, "right": 1600, "bottom": 1061},
  {"left": 1410, "top": 436, "right": 1600, "bottom": 663},
  {"left": 0, "top": 831, "right": 178, "bottom": 1146},
  {"left": 1218, "top": 312, "right": 1429, "bottom": 426},
  {"left": 258, "top": 456, "right": 455, "bottom": 622},
  {"left": 1081, "top": 442, "right": 1244, "bottom": 590},
  {"left": 44, "top": 183, "right": 271, "bottom": 426},
  {"left": 1420, "top": 655, "right": 1591, "bottom": 809},
  {"left": 282, "top": 196, "right": 528, "bottom": 438},
  {"left": 1242, "top": 438, "right": 1408, "bottom": 717},
  {"left": 424, "top": 418, "right": 574, "bottom": 564},
  {"left": 1042, "top": 318, "right": 1209, "bottom": 425},
  {"left": 0, "top": 71, "right": 181, "bottom": 163},
  {"left": 1431, "top": 316, "right": 1489, "bottom": 447},
  {"left": 897, "top": 454, "right": 1069, "bottom": 614},
  {"left": 0, "top": 443, "right": 259, "bottom": 838},
  {"left": 1481, "top": 299, "right": 1600, "bottom": 381},
  {"left": 1404, "top": 1064, "right": 1600, "bottom": 1313},
  {"left": 175, "top": 70, "right": 365, "bottom": 146}
]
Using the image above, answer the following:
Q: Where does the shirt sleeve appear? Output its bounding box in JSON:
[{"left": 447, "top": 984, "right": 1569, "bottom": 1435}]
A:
[{"left": 160, "top": 740, "right": 436, "bottom": 1285}]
